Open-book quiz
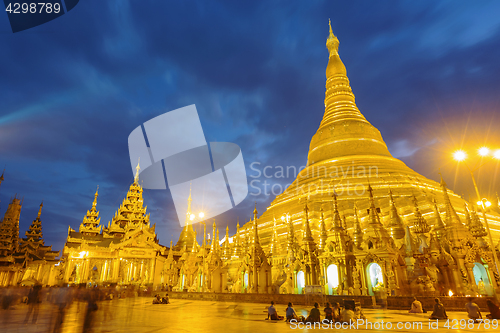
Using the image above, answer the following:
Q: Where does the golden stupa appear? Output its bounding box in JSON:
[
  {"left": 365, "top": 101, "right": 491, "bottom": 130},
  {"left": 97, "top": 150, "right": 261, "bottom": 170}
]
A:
[{"left": 247, "top": 21, "right": 499, "bottom": 248}]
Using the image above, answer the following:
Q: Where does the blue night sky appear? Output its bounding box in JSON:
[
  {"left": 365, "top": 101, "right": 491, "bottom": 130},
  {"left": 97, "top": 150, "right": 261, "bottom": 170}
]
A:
[{"left": 1, "top": 1, "right": 500, "bottom": 252}]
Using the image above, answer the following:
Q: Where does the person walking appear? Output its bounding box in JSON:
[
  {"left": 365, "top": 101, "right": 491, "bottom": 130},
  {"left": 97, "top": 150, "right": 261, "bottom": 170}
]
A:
[{"left": 24, "top": 284, "right": 42, "bottom": 324}]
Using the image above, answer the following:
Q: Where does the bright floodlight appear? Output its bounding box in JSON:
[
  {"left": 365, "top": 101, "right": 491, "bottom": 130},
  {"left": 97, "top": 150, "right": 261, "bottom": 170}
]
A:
[
  {"left": 199, "top": 212, "right": 205, "bottom": 218},
  {"left": 478, "top": 147, "right": 490, "bottom": 157},
  {"left": 494, "top": 149, "right": 500, "bottom": 159},
  {"left": 485, "top": 200, "right": 492, "bottom": 208},
  {"left": 190, "top": 214, "right": 195, "bottom": 221},
  {"left": 477, "top": 201, "right": 483, "bottom": 207},
  {"left": 453, "top": 150, "right": 467, "bottom": 161},
  {"left": 281, "top": 216, "right": 285, "bottom": 222}
]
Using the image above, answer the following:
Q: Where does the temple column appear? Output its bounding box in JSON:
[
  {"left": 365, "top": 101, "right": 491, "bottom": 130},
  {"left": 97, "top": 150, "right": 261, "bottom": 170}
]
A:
[{"left": 64, "top": 259, "right": 73, "bottom": 282}]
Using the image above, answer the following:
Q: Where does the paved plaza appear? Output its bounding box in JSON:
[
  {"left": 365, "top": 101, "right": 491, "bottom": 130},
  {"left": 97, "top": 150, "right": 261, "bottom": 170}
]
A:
[{"left": 0, "top": 297, "right": 498, "bottom": 333}]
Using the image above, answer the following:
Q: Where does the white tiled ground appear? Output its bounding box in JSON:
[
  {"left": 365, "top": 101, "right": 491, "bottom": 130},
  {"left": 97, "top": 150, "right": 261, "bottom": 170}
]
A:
[{"left": 0, "top": 297, "right": 496, "bottom": 332}]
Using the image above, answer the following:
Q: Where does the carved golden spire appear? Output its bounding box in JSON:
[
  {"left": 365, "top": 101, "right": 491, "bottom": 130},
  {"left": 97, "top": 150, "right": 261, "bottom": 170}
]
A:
[
  {"left": 386, "top": 189, "right": 405, "bottom": 240},
  {"left": 134, "top": 158, "right": 140, "bottom": 184},
  {"left": 319, "top": 206, "right": 328, "bottom": 251},
  {"left": 326, "top": 19, "right": 339, "bottom": 55},
  {"left": 92, "top": 185, "right": 99, "bottom": 209},
  {"left": 353, "top": 203, "right": 363, "bottom": 249},
  {"left": 37, "top": 201, "right": 43, "bottom": 219}
]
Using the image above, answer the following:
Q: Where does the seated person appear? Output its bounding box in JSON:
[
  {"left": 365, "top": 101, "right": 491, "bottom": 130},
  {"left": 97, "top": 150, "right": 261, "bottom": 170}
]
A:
[
  {"left": 324, "top": 302, "right": 333, "bottom": 322},
  {"left": 305, "top": 303, "right": 321, "bottom": 323},
  {"left": 341, "top": 303, "right": 357, "bottom": 323},
  {"left": 429, "top": 298, "right": 448, "bottom": 320},
  {"left": 152, "top": 294, "right": 162, "bottom": 304},
  {"left": 409, "top": 297, "right": 423, "bottom": 313},
  {"left": 332, "top": 303, "right": 341, "bottom": 322},
  {"left": 286, "top": 302, "right": 300, "bottom": 322},
  {"left": 486, "top": 300, "right": 500, "bottom": 320},
  {"left": 465, "top": 297, "right": 481, "bottom": 322},
  {"left": 267, "top": 301, "right": 283, "bottom": 320},
  {"left": 162, "top": 294, "right": 170, "bottom": 304}
]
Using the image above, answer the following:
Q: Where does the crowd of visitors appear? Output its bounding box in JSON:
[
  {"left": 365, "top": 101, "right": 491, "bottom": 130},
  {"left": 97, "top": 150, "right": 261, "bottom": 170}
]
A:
[
  {"left": 267, "top": 299, "right": 365, "bottom": 323},
  {"left": 265, "top": 296, "right": 500, "bottom": 324}
]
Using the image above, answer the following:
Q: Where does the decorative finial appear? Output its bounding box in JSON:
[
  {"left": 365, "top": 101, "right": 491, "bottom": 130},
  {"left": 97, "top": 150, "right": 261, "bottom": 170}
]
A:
[
  {"left": 37, "top": 201, "right": 43, "bottom": 219},
  {"left": 326, "top": 19, "right": 339, "bottom": 53},
  {"left": 134, "top": 158, "right": 141, "bottom": 183}
]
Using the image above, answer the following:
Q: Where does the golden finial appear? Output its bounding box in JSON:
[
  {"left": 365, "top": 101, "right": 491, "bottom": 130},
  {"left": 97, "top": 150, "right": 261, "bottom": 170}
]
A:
[
  {"left": 37, "top": 201, "right": 43, "bottom": 219},
  {"left": 134, "top": 158, "right": 140, "bottom": 183},
  {"left": 326, "top": 19, "right": 339, "bottom": 54}
]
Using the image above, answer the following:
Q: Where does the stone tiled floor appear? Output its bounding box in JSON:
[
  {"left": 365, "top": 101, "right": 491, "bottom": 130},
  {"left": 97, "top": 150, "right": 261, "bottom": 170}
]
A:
[{"left": 0, "top": 297, "right": 497, "bottom": 332}]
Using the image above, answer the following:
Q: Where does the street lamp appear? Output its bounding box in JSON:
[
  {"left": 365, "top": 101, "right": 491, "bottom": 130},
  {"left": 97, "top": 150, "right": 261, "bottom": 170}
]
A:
[{"left": 453, "top": 147, "right": 500, "bottom": 297}]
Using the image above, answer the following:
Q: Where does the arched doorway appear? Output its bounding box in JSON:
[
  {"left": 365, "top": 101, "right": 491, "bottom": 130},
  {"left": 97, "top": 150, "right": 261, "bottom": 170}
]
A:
[
  {"left": 243, "top": 272, "right": 249, "bottom": 292},
  {"left": 326, "top": 264, "right": 339, "bottom": 295},
  {"left": 297, "top": 271, "right": 305, "bottom": 294},
  {"left": 366, "top": 263, "right": 384, "bottom": 296},
  {"left": 473, "top": 262, "right": 493, "bottom": 296}
]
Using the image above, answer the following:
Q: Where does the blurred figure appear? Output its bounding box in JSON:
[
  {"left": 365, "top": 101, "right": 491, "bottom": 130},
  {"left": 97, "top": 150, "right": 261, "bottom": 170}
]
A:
[
  {"left": 486, "top": 300, "right": 500, "bottom": 319},
  {"left": 465, "top": 297, "right": 482, "bottom": 322},
  {"left": 24, "top": 284, "right": 42, "bottom": 324},
  {"left": 409, "top": 297, "right": 423, "bottom": 313},
  {"left": 332, "top": 303, "right": 341, "bottom": 322},
  {"left": 52, "top": 286, "right": 71, "bottom": 333},
  {"left": 341, "top": 302, "right": 357, "bottom": 323},
  {"left": 82, "top": 287, "right": 99, "bottom": 333}
]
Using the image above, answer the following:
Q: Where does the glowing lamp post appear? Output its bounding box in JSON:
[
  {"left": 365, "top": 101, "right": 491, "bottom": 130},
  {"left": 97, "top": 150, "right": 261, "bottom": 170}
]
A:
[{"left": 453, "top": 147, "right": 500, "bottom": 299}]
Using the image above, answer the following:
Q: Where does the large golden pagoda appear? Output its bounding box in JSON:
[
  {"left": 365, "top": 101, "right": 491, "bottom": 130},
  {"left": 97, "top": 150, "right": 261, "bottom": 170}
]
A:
[{"left": 245, "top": 21, "right": 499, "bottom": 251}]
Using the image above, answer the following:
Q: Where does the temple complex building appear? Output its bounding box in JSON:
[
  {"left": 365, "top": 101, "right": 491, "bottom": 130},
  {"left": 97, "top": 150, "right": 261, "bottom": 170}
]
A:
[
  {"left": 0, "top": 172, "right": 60, "bottom": 286},
  {"left": 10, "top": 22, "right": 500, "bottom": 300},
  {"left": 159, "top": 23, "right": 500, "bottom": 299},
  {"left": 60, "top": 163, "right": 168, "bottom": 286}
]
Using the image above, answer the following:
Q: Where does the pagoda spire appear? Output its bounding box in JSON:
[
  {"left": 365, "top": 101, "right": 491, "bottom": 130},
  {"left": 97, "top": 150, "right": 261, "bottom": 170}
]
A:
[
  {"left": 432, "top": 199, "right": 447, "bottom": 242},
  {"left": 318, "top": 206, "right": 328, "bottom": 251},
  {"left": 386, "top": 189, "right": 405, "bottom": 240},
  {"left": 21, "top": 201, "right": 44, "bottom": 249},
  {"left": 307, "top": 21, "right": 392, "bottom": 166},
  {"left": 412, "top": 196, "right": 430, "bottom": 234},
  {"left": 233, "top": 219, "right": 242, "bottom": 258},
  {"left": 167, "top": 240, "right": 173, "bottom": 260},
  {"left": 286, "top": 213, "right": 295, "bottom": 252},
  {"left": 37, "top": 201, "right": 43, "bottom": 219},
  {"left": 440, "top": 175, "right": 463, "bottom": 227},
  {"left": 211, "top": 221, "right": 217, "bottom": 253},
  {"left": 353, "top": 203, "right": 363, "bottom": 249},
  {"left": 468, "top": 203, "right": 488, "bottom": 247},
  {"left": 134, "top": 158, "right": 140, "bottom": 184},
  {"left": 330, "top": 191, "right": 343, "bottom": 230},
  {"left": 302, "top": 202, "right": 314, "bottom": 242},
  {"left": 252, "top": 203, "right": 260, "bottom": 246},
  {"left": 175, "top": 186, "right": 198, "bottom": 250},
  {"left": 222, "top": 226, "right": 231, "bottom": 259},
  {"left": 80, "top": 186, "right": 102, "bottom": 235}
]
